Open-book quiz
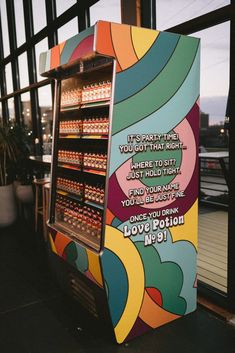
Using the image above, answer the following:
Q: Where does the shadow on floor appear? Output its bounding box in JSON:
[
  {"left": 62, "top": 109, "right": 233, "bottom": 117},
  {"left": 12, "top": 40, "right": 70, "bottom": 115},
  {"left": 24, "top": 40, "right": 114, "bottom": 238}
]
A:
[{"left": 0, "top": 220, "right": 235, "bottom": 353}]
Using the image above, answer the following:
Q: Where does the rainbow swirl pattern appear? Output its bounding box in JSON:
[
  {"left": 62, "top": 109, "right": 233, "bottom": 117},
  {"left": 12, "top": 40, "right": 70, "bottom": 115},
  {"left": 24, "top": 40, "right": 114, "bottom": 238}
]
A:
[
  {"left": 42, "top": 21, "right": 200, "bottom": 344},
  {"left": 96, "top": 22, "right": 199, "bottom": 343}
]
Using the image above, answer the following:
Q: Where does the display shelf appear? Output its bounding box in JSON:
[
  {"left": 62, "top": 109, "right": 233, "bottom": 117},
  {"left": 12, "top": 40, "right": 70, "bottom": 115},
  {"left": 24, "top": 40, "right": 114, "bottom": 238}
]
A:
[
  {"left": 60, "top": 104, "right": 80, "bottom": 112},
  {"left": 84, "top": 200, "right": 104, "bottom": 210},
  {"left": 59, "top": 133, "right": 82, "bottom": 139},
  {"left": 81, "top": 100, "right": 110, "bottom": 109},
  {"left": 53, "top": 221, "right": 100, "bottom": 251},
  {"left": 59, "top": 134, "right": 108, "bottom": 140},
  {"left": 58, "top": 163, "right": 81, "bottom": 171},
  {"left": 82, "top": 134, "right": 108, "bottom": 140},
  {"left": 83, "top": 168, "right": 106, "bottom": 176},
  {"left": 56, "top": 189, "right": 82, "bottom": 202}
]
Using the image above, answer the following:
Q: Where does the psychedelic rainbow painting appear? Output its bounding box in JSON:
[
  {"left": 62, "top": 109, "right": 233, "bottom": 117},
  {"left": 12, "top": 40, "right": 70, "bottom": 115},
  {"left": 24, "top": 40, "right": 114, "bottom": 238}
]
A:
[{"left": 41, "top": 21, "right": 200, "bottom": 343}]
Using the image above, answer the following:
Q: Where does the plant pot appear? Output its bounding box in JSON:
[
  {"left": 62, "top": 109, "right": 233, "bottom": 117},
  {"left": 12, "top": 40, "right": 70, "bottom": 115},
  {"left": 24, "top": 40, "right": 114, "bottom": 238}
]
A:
[
  {"left": 0, "top": 184, "right": 17, "bottom": 227},
  {"left": 15, "top": 184, "right": 34, "bottom": 204}
]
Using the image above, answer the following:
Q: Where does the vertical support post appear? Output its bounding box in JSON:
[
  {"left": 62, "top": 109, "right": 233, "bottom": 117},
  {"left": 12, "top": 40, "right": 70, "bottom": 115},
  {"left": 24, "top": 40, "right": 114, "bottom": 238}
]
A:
[
  {"left": 227, "top": 5, "right": 235, "bottom": 312},
  {"left": 6, "top": 0, "right": 21, "bottom": 124}
]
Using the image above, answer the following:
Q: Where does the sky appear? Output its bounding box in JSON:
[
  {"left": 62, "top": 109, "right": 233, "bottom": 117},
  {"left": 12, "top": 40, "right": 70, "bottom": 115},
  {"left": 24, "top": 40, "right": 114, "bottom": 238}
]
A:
[{"left": 0, "top": 0, "right": 230, "bottom": 125}]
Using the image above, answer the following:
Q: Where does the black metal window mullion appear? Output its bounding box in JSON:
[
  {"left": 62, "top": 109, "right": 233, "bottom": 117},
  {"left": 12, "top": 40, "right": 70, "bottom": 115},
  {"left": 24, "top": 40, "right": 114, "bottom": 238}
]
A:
[
  {"left": 0, "top": 10, "right": 9, "bottom": 124},
  {"left": 23, "top": 0, "right": 42, "bottom": 152},
  {"left": 140, "top": 0, "right": 156, "bottom": 29},
  {"left": 46, "top": 0, "right": 58, "bottom": 48},
  {"left": 77, "top": 1, "right": 91, "bottom": 32},
  {"left": 6, "top": 0, "right": 21, "bottom": 124},
  {"left": 227, "top": 0, "right": 235, "bottom": 313}
]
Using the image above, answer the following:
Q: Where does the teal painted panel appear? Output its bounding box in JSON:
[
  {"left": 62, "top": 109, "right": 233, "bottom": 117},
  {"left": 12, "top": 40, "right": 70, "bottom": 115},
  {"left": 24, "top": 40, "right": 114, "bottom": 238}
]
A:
[
  {"left": 112, "top": 36, "right": 199, "bottom": 136},
  {"left": 114, "top": 32, "right": 180, "bottom": 104}
]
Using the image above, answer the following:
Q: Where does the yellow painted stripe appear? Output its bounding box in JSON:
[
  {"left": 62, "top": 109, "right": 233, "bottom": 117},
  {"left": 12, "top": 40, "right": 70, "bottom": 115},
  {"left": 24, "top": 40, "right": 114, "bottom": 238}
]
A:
[
  {"left": 104, "top": 226, "right": 145, "bottom": 343},
  {"left": 131, "top": 26, "right": 159, "bottom": 59},
  {"left": 170, "top": 200, "right": 198, "bottom": 250}
]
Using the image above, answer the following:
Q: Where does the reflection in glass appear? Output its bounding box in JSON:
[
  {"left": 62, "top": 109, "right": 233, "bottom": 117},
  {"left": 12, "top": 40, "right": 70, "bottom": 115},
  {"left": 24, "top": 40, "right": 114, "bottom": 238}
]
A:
[
  {"left": 90, "top": 0, "right": 121, "bottom": 25},
  {"left": 0, "top": 0, "right": 10, "bottom": 57},
  {"left": 14, "top": 0, "right": 26, "bottom": 47},
  {"left": 38, "top": 85, "right": 53, "bottom": 155},
  {"left": 56, "top": 0, "right": 76, "bottom": 16},
  {"left": 32, "top": 0, "right": 47, "bottom": 33},
  {"left": 195, "top": 22, "right": 229, "bottom": 294},
  {"left": 6, "top": 63, "right": 13, "bottom": 94},
  {"left": 194, "top": 22, "right": 230, "bottom": 127},
  {"left": 35, "top": 38, "right": 48, "bottom": 82},
  {"left": 19, "top": 52, "right": 29, "bottom": 88},
  {"left": 58, "top": 18, "right": 78, "bottom": 43},
  {"left": 21, "top": 92, "right": 32, "bottom": 132},
  {"left": 8, "top": 98, "right": 15, "bottom": 123},
  {"left": 156, "top": 0, "right": 230, "bottom": 30}
]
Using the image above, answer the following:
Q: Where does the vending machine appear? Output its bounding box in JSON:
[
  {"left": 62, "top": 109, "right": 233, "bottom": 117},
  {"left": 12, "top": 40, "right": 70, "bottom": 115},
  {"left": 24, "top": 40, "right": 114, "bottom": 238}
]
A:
[{"left": 40, "top": 21, "right": 200, "bottom": 343}]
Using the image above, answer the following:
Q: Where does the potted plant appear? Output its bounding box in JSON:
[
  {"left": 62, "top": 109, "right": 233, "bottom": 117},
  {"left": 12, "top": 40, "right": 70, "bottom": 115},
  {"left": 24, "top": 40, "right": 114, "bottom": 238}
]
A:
[{"left": 0, "top": 123, "right": 32, "bottom": 226}]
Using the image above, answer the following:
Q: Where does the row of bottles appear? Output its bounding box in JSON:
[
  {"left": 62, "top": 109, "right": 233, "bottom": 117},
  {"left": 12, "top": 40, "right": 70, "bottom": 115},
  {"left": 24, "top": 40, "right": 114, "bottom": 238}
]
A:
[
  {"left": 57, "top": 177, "right": 83, "bottom": 196},
  {"left": 59, "top": 116, "right": 109, "bottom": 135},
  {"left": 81, "top": 81, "right": 111, "bottom": 103},
  {"left": 61, "top": 88, "right": 81, "bottom": 107},
  {"left": 58, "top": 150, "right": 83, "bottom": 167},
  {"left": 84, "top": 183, "right": 105, "bottom": 205},
  {"left": 57, "top": 177, "right": 105, "bottom": 206},
  {"left": 83, "top": 153, "right": 107, "bottom": 171},
  {"left": 58, "top": 150, "right": 107, "bottom": 171},
  {"left": 83, "top": 117, "right": 109, "bottom": 135},
  {"left": 61, "top": 80, "right": 112, "bottom": 107},
  {"left": 59, "top": 120, "right": 82, "bottom": 134},
  {"left": 56, "top": 195, "right": 102, "bottom": 239}
]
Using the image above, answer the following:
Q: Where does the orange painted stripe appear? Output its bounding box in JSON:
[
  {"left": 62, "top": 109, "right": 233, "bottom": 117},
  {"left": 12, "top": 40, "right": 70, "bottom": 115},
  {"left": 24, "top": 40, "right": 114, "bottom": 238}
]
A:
[
  {"left": 139, "top": 290, "right": 180, "bottom": 328},
  {"left": 95, "top": 21, "right": 121, "bottom": 72},
  {"left": 54, "top": 232, "right": 72, "bottom": 257},
  {"left": 50, "top": 45, "right": 60, "bottom": 70},
  {"left": 106, "top": 208, "right": 115, "bottom": 225},
  {"left": 110, "top": 23, "right": 138, "bottom": 71},
  {"left": 59, "top": 41, "right": 66, "bottom": 55}
]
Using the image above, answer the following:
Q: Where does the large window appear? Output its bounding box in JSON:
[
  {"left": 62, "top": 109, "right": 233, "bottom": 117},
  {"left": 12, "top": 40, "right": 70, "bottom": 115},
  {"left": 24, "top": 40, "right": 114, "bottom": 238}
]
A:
[
  {"left": 90, "top": 0, "right": 121, "bottom": 24},
  {"left": 0, "top": 0, "right": 10, "bottom": 57},
  {"left": 0, "top": 0, "right": 101, "bottom": 152},
  {"left": 156, "top": 0, "right": 230, "bottom": 30}
]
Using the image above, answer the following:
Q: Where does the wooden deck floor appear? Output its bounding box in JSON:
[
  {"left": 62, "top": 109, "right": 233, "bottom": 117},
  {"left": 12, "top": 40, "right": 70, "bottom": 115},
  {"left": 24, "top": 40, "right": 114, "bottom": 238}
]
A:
[{"left": 198, "top": 208, "right": 228, "bottom": 293}]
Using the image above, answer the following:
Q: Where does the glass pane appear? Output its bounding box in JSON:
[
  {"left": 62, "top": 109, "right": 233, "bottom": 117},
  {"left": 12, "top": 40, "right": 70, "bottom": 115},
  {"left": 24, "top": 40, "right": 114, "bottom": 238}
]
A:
[
  {"left": 56, "top": 0, "right": 76, "bottom": 16},
  {"left": 0, "top": 103, "right": 2, "bottom": 121},
  {"left": 32, "top": 0, "right": 47, "bottom": 33},
  {"left": 35, "top": 38, "right": 48, "bottom": 82},
  {"left": 5, "top": 63, "right": 13, "bottom": 94},
  {"left": 0, "top": 0, "right": 10, "bottom": 57},
  {"left": 156, "top": 0, "right": 231, "bottom": 30},
  {"left": 21, "top": 92, "right": 32, "bottom": 130},
  {"left": 196, "top": 22, "right": 229, "bottom": 294},
  {"left": 90, "top": 0, "right": 121, "bottom": 25},
  {"left": 14, "top": 0, "right": 26, "bottom": 47},
  {"left": 19, "top": 52, "right": 29, "bottom": 88},
  {"left": 58, "top": 18, "right": 78, "bottom": 43},
  {"left": 38, "top": 85, "right": 53, "bottom": 155},
  {"left": 8, "top": 98, "right": 15, "bottom": 124}
]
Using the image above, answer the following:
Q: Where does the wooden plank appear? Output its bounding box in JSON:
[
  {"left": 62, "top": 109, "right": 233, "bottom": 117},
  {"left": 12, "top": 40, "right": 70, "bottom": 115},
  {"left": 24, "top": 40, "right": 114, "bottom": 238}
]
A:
[
  {"left": 198, "top": 253, "right": 227, "bottom": 269},
  {"left": 198, "top": 249, "right": 227, "bottom": 263},
  {"left": 197, "top": 275, "right": 227, "bottom": 293},
  {"left": 198, "top": 267, "right": 227, "bottom": 287},
  {"left": 198, "top": 239, "right": 227, "bottom": 254},
  {"left": 197, "top": 259, "right": 227, "bottom": 278},
  {"left": 199, "top": 232, "right": 228, "bottom": 246}
]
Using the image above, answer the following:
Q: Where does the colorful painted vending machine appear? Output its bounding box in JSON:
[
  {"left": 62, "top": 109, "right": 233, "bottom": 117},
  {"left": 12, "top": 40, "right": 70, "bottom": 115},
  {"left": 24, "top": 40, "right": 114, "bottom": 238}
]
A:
[{"left": 40, "top": 21, "right": 200, "bottom": 343}]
